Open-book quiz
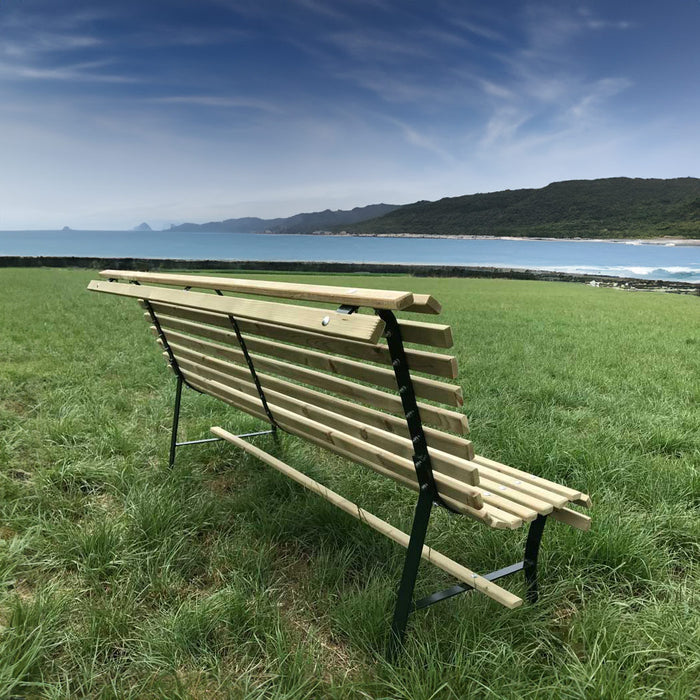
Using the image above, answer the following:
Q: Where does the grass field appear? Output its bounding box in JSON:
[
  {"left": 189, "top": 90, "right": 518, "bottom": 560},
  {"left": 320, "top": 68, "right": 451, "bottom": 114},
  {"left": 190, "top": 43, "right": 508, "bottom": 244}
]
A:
[{"left": 1, "top": 267, "right": 698, "bottom": 699}]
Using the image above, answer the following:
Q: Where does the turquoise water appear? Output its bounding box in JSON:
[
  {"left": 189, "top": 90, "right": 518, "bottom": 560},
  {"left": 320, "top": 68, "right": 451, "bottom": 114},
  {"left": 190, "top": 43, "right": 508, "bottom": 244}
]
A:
[{"left": 1, "top": 230, "right": 699, "bottom": 283}]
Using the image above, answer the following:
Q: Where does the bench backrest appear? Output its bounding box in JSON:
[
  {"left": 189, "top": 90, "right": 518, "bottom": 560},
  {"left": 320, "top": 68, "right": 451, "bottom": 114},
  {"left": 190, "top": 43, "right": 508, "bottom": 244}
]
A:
[{"left": 88, "top": 270, "right": 485, "bottom": 514}]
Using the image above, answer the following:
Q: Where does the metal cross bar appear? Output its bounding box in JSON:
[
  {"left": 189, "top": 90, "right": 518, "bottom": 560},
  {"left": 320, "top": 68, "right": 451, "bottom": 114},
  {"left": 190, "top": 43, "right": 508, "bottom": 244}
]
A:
[
  {"left": 176, "top": 437, "right": 224, "bottom": 447},
  {"left": 414, "top": 561, "right": 524, "bottom": 610},
  {"left": 214, "top": 289, "right": 278, "bottom": 432},
  {"left": 176, "top": 429, "right": 275, "bottom": 447}
]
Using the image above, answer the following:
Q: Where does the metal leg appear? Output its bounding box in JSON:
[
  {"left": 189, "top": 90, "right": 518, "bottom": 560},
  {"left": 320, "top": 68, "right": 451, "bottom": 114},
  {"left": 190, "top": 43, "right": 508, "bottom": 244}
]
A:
[
  {"left": 168, "top": 375, "right": 183, "bottom": 468},
  {"left": 389, "top": 486, "right": 433, "bottom": 656},
  {"left": 524, "top": 514, "right": 547, "bottom": 603}
]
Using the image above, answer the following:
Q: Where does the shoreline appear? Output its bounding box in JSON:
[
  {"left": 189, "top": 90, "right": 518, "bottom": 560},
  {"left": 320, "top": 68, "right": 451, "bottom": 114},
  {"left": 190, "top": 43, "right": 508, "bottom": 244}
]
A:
[
  {"left": 1, "top": 256, "right": 697, "bottom": 294},
  {"left": 269, "top": 232, "right": 700, "bottom": 247},
  {"left": 2, "top": 229, "right": 699, "bottom": 247}
]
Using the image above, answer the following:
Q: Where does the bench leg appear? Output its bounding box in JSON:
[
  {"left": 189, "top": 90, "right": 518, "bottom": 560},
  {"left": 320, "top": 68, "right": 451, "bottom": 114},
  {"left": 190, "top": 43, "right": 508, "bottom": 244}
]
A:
[
  {"left": 168, "top": 375, "right": 183, "bottom": 468},
  {"left": 524, "top": 514, "right": 547, "bottom": 603},
  {"left": 389, "top": 485, "right": 433, "bottom": 656}
]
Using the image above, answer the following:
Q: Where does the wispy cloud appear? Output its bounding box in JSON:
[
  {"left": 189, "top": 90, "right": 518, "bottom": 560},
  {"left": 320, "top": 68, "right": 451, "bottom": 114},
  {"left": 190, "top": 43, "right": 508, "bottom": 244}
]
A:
[
  {"left": 2, "top": 34, "right": 102, "bottom": 58},
  {"left": 151, "top": 95, "right": 283, "bottom": 113},
  {"left": 386, "top": 117, "right": 458, "bottom": 163},
  {"left": 0, "top": 59, "right": 138, "bottom": 83}
]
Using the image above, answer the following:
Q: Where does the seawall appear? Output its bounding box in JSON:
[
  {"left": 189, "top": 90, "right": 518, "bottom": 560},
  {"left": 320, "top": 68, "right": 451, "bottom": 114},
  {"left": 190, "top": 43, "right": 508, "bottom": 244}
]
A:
[{"left": 1, "top": 256, "right": 697, "bottom": 294}]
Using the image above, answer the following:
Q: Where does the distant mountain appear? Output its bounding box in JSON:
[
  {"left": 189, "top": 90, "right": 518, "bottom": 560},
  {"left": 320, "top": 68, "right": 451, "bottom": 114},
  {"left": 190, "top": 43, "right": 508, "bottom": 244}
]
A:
[
  {"left": 169, "top": 203, "right": 400, "bottom": 233},
  {"left": 344, "top": 178, "right": 700, "bottom": 239},
  {"left": 133, "top": 222, "right": 152, "bottom": 231}
]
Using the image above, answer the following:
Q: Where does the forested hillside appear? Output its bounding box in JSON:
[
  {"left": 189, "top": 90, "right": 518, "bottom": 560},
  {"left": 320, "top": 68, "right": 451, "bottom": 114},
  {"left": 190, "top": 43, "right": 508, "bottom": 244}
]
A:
[{"left": 345, "top": 178, "right": 700, "bottom": 238}]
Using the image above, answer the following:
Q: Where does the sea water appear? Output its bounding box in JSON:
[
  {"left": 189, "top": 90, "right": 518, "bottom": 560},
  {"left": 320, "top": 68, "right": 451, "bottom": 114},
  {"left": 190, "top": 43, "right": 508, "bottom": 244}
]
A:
[{"left": 1, "top": 230, "right": 698, "bottom": 283}]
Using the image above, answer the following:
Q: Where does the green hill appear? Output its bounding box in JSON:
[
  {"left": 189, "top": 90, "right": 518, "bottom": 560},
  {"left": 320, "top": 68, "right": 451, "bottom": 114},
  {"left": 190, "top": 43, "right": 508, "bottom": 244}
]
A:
[{"left": 345, "top": 177, "right": 700, "bottom": 239}]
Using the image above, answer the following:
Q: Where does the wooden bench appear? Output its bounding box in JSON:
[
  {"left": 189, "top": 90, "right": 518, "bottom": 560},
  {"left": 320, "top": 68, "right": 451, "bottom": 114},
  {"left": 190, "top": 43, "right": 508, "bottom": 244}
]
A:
[{"left": 88, "top": 269, "right": 591, "bottom": 649}]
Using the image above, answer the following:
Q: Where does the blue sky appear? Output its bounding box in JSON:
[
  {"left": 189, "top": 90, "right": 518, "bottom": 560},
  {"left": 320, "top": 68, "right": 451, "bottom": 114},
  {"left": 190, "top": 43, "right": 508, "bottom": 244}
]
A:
[{"left": 1, "top": 0, "right": 698, "bottom": 229}]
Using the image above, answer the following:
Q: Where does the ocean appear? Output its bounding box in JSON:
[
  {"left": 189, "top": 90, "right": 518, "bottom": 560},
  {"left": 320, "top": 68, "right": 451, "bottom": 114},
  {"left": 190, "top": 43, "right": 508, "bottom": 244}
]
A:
[{"left": 1, "top": 230, "right": 699, "bottom": 283}]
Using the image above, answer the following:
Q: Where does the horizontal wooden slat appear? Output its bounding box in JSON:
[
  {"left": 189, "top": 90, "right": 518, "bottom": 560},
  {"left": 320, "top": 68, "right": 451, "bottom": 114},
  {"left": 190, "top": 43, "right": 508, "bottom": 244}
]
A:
[
  {"left": 213, "top": 427, "right": 522, "bottom": 607},
  {"left": 294, "top": 429, "right": 522, "bottom": 530},
  {"left": 472, "top": 468, "right": 568, "bottom": 510},
  {"left": 199, "top": 382, "right": 516, "bottom": 529},
  {"left": 398, "top": 319, "right": 453, "bottom": 348},
  {"left": 478, "top": 476, "right": 553, "bottom": 515},
  {"left": 99, "top": 269, "right": 417, "bottom": 310},
  {"left": 143, "top": 302, "right": 459, "bottom": 379},
  {"left": 167, "top": 345, "right": 473, "bottom": 457},
  {"left": 196, "top": 375, "right": 518, "bottom": 530},
  {"left": 164, "top": 334, "right": 468, "bottom": 434},
  {"left": 169, "top": 351, "right": 572, "bottom": 522},
  {"left": 551, "top": 507, "right": 591, "bottom": 531},
  {"left": 186, "top": 358, "right": 564, "bottom": 522},
  {"left": 403, "top": 294, "right": 442, "bottom": 315},
  {"left": 186, "top": 360, "right": 558, "bottom": 527},
  {"left": 472, "top": 455, "right": 586, "bottom": 505},
  {"left": 155, "top": 317, "right": 463, "bottom": 407},
  {"left": 88, "top": 280, "right": 386, "bottom": 343},
  {"left": 182, "top": 370, "right": 482, "bottom": 509},
  {"left": 175, "top": 355, "right": 479, "bottom": 487}
]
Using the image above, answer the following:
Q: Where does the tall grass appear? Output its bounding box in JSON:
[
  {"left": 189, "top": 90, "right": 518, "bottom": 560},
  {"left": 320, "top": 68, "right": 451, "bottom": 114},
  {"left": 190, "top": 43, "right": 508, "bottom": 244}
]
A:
[{"left": 0, "top": 267, "right": 698, "bottom": 698}]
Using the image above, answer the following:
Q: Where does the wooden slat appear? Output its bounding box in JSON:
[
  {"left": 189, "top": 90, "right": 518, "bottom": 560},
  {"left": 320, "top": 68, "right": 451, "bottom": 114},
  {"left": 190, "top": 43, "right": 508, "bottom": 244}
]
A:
[
  {"left": 398, "top": 319, "right": 453, "bottom": 348},
  {"left": 164, "top": 334, "right": 468, "bottom": 434},
  {"left": 474, "top": 492, "right": 537, "bottom": 522},
  {"left": 182, "top": 370, "right": 482, "bottom": 509},
  {"left": 180, "top": 353, "right": 562, "bottom": 521},
  {"left": 88, "top": 280, "right": 386, "bottom": 343},
  {"left": 403, "top": 294, "right": 442, "bottom": 315},
  {"left": 155, "top": 317, "right": 464, "bottom": 407},
  {"left": 167, "top": 346, "right": 473, "bottom": 457},
  {"left": 99, "top": 269, "right": 416, "bottom": 310},
  {"left": 473, "top": 468, "right": 568, "bottom": 510},
  {"left": 213, "top": 427, "right": 522, "bottom": 608},
  {"left": 175, "top": 355, "right": 479, "bottom": 487},
  {"left": 199, "top": 383, "right": 516, "bottom": 530},
  {"left": 168, "top": 347, "right": 570, "bottom": 521},
  {"left": 295, "top": 429, "right": 521, "bottom": 530},
  {"left": 551, "top": 508, "right": 592, "bottom": 531},
  {"left": 143, "top": 302, "right": 459, "bottom": 379},
  {"left": 472, "top": 455, "right": 585, "bottom": 504},
  {"left": 478, "top": 476, "right": 554, "bottom": 515}
]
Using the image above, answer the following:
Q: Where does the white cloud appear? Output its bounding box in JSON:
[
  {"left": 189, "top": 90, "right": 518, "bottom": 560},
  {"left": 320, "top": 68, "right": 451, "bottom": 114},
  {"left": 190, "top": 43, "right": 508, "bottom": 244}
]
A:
[{"left": 151, "top": 95, "right": 284, "bottom": 113}]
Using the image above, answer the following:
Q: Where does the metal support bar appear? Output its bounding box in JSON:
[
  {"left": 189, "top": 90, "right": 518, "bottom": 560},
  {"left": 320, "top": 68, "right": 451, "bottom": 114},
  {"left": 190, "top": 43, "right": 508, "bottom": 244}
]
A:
[
  {"left": 141, "top": 296, "right": 201, "bottom": 395},
  {"left": 176, "top": 437, "right": 223, "bottom": 447},
  {"left": 214, "top": 289, "right": 277, "bottom": 432},
  {"left": 336, "top": 304, "right": 359, "bottom": 314},
  {"left": 169, "top": 375, "right": 183, "bottom": 468},
  {"left": 524, "top": 514, "right": 547, "bottom": 603},
  {"left": 414, "top": 561, "right": 524, "bottom": 610},
  {"left": 375, "top": 309, "right": 455, "bottom": 513},
  {"left": 176, "top": 429, "right": 275, "bottom": 447},
  {"left": 389, "top": 485, "right": 433, "bottom": 656}
]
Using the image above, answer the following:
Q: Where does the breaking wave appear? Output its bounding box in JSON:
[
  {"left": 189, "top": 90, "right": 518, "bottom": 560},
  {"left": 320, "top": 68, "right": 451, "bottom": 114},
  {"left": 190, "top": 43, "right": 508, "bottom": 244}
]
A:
[{"left": 544, "top": 265, "right": 700, "bottom": 281}]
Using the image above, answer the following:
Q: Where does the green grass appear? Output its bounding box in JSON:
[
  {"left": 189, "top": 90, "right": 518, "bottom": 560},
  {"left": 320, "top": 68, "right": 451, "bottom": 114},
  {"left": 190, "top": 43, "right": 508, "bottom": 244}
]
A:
[{"left": 1, "top": 267, "right": 698, "bottom": 698}]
